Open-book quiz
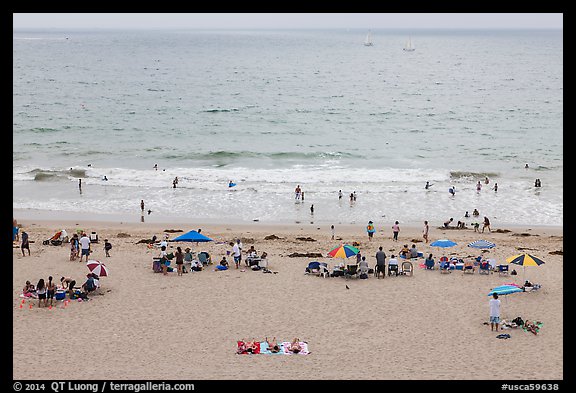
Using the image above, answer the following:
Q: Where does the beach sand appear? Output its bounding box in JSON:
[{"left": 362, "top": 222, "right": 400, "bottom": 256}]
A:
[{"left": 13, "top": 217, "right": 563, "bottom": 380}]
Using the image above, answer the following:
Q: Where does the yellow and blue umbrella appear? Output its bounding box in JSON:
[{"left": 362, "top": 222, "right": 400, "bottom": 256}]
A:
[
  {"left": 327, "top": 244, "right": 359, "bottom": 258},
  {"left": 506, "top": 253, "right": 545, "bottom": 282},
  {"left": 506, "top": 254, "right": 545, "bottom": 266}
]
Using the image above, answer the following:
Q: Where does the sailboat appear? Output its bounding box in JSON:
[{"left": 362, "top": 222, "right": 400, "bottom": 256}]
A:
[
  {"left": 403, "top": 36, "right": 415, "bottom": 51},
  {"left": 364, "top": 30, "right": 374, "bottom": 46}
]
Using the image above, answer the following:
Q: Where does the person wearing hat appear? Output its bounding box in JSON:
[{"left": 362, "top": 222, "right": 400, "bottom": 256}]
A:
[{"left": 366, "top": 221, "right": 375, "bottom": 241}]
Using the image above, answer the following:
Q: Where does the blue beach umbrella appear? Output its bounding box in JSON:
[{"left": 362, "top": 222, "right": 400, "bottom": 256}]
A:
[
  {"left": 467, "top": 240, "right": 496, "bottom": 249},
  {"left": 171, "top": 230, "right": 213, "bottom": 242},
  {"left": 430, "top": 239, "right": 457, "bottom": 248}
]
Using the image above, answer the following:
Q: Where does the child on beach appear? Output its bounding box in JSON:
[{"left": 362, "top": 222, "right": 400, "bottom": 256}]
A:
[
  {"left": 366, "top": 221, "right": 375, "bottom": 241},
  {"left": 104, "top": 239, "right": 112, "bottom": 257}
]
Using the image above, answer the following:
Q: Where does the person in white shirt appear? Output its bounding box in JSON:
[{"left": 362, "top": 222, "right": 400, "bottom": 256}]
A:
[
  {"left": 231, "top": 241, "right": 241, "bottom": 269},
  {"left": 387, "top": 255, "right": 399, "bottom": 276},
  {"left": 79, "top": 233, "right": 91, "bottom": 262},
  {"left": 489, "top": 293, "right": 501, "bottom": 331}
]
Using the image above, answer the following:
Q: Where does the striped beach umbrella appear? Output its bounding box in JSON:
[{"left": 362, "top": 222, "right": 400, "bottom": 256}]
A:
[
  {"left": 467, "top": 239, "right": 496, "bottom": 249},
  {"left": 506, "top": 253, "right": 545, "bottom": 282},
  {"left": 506, "top": 254, "right": 545, "bottom": 267},
  {"left": 327, "top": 244, "right": 359, "bottom": 259},
  {"left": 86, "top": 260, "right": 109, "bottom": 277},
  {"left": 487, "top": 285, "right": 523, "bottom": 296}
]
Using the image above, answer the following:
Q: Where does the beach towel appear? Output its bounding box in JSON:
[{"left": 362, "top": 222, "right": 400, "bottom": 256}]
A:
[
  {"left": 281, "top": 341, "right": 310, "bottom": 355},
  {"left": 259, "top": 341, "right": 284, "bottom": 355},
  {"left": 237, "top": 340, "right": 261, "bottom": 354}
]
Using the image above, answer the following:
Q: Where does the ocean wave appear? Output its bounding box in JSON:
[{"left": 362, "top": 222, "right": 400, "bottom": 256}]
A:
[
  {"left": 202, "top": 108, "right": 240, "bottom": 113},
  {"left": 28, "top": 127, "right": 60, "bottom": 133},
  {"left": 161, "top": 150, "right": 362, "bottom": 161},
  {"left": 450, "top": 171, "right": 499, "bottom": 180}
]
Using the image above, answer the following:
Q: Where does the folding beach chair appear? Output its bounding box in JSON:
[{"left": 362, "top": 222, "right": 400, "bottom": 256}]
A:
[
  {"left": 388, "top": 264, "right": 399, "bottom": 276},
  {"left": 479, "top": 262, "right": 490, "bottom": 275},
  {"left": 439, "top": 257, "right": 452, "bottom": 274},
  {"left": 198, "top": 252, "right": 211, "bottom": 265},
  {"left": 305, "top": 261, "right": 321, "bottom": 276},
  {"left": 498, "top": 264, "right": 509, "bottom": 276},
  {"left": 400, "top": 261, "right": 414, "bottom": 276},
  {"left": 345, "top": 264, "right": 358, "bottom": 279},
  {"left": 319, "top": 262, "right": 330, "bottom": 278}
]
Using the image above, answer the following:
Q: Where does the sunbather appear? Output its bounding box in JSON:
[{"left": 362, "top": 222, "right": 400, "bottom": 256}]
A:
[
  {"left": 288, "top": 338, "right": 302, "bottom": 354},
  {"left": 265, "top": 337, "right": 281, "bottom": 353},
  {"left": 244, "top": 338, "right": 258, "bottom": 354},
  {"left": 524, "top": 320, "right": 539, "bottom": 335}
]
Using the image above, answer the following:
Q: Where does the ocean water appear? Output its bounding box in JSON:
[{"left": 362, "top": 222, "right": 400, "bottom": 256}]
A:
[{"left": 13, "top": 28, "right": 563, "bottom": 227}]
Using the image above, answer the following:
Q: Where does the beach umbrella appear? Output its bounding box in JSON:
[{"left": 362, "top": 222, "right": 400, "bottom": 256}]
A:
[
  {"left": 487, "top": 284, "right": 523, "bottom": 318},
  {"left": 467, "top": 239, "right": 496, "bottom": 249},
  {"left": 86, "top": 260, "right": 109, "bottom": 277},
  {"left": 506, "top": 253, "right": 545, "bottom": 282},
  {"left": 487, "top": 285, "right": 523, "bottom": 296},
  {"left": 430, "top": 239, "right": 457, "bottom": 248},
  {"left": 327, "top": 244, "right": 359, "bottom": 259},
  {"left": 171, "top": 230, "right": 213, "bottom": 242}
]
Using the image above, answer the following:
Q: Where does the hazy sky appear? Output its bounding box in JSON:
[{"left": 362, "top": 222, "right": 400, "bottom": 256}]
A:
[{"left": 13, "top": 13, "right": 563, "bottom": 30}]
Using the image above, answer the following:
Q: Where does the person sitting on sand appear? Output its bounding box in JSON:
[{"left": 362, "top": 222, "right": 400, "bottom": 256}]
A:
[
  {"left": 265, "top": 337, "right": 281, "bottom": 353},
  {"left": 399, "top": 244, "right": 410, "bottom": 258},
  {"left": 463, "top": 259, "right": 475, "bottom": 273},
  {"left": 215, "top": 257, "right": 229, "bottom": 271},
  {"left": 409, "top": 244, "right": 419, "bottom": 259},
  {"left": 23, "top": 280, "right": 37, "bottom": 298},
  {"left": 247, "top": 245, "right": 257, "bottom": 258},
  {"left": 424, "top": 254, "right": 435, "bottom": 269},
  {"left": 81, "top": 274, "right": 96, "bottom": 294},
  {"left": 288, "top": 338, "right": 302, "bottom": 354}
]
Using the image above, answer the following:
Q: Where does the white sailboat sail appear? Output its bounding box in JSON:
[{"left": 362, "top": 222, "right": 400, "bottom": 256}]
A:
[
  {"left": 364, "top": 30, "right": 374, "bottom": 46},
  {"left": 403, "top": 36, "right": 415, "bottom": 51}
]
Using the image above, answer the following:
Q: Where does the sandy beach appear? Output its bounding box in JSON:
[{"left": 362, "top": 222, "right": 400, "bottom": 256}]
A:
[{"left": 12, "top": 215, "right": 563, "bottom": 381}]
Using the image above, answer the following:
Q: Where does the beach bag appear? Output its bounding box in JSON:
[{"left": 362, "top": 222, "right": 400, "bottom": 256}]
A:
[{"left": 359, "top": 273, "right": 368, "bottom": 279}]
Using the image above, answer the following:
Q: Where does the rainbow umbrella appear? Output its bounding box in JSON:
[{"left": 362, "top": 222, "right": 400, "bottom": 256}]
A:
[{"left": 327, "top": 244, "right": 359, "bottom": 259}]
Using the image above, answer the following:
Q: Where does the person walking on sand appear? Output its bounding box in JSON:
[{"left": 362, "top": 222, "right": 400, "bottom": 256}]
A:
[
  {"left": 21, "top": 230, "right": 30, "bottom": 256},
  {"left": 489, "top": 293, "right": 501, "bottom": 331},
  {"left": 392, "top": 221, "right": 400, "bottom": 241},
  {"left": 366, "top": 221, "right": 375, "bottom": 241},
  {"left": 331, "top": 225, "right": 335, "bottom": 240},
  {"left": 423, "top": 220, "right": 429, "bottom": 243},
  {"left": 482, "top": 216, "right": 491, "bottom": 233},
  {"left": 104, "top": 239, "right": 112, "bottom": 257}
]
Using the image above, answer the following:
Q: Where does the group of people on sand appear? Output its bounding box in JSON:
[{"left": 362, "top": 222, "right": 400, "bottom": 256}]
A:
[
  {"left": 237, "top": 337, "right": 303, "bottom": 354},
  {"left": 22, "top": 274, "right": 100, "bottom": 307}
]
